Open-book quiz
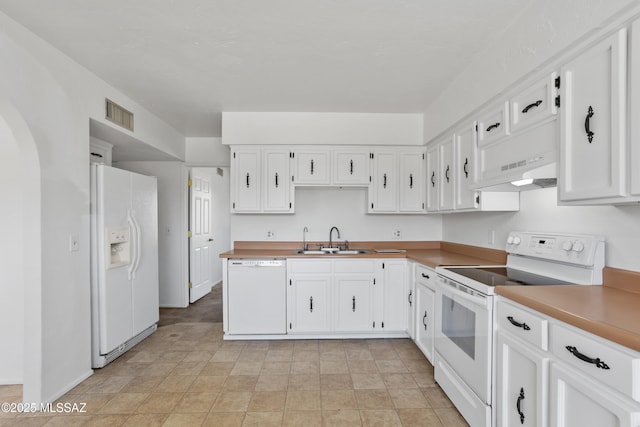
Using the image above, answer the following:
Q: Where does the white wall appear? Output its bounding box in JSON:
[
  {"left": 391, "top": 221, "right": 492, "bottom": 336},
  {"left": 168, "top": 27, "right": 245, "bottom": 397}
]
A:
[
  {"left": 443, "top": 188, "right": 640, "bottom": 272},
  {"left": 222, "top": 112, "right": 424, "bottom": 146},
  {"left": 186, "top": 137, "right": 230, "bottom": 167},
  {"left": 423, "top": 0, "right": 639, "bottom": 140},
  {"left": 0, "top": 115, "right": 24, "bottom": 384},
  {"left": 0, "top": 11, "right": 185, "bottom": 402},
  {"left": 231, "top": 187, "right": 442, "bottom": 243}
]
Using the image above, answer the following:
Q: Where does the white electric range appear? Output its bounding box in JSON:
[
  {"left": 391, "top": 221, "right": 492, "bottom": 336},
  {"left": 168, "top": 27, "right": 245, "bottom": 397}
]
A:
[{"left": 433, "top": 232, "right": 605, "bottom": 427}]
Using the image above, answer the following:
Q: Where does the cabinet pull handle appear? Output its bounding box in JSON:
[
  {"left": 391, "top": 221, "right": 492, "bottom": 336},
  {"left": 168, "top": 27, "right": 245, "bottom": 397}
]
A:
[
  {"left": 423, "top": 311, "right": 428, "bottom": 331},
  {"left": 350, "top": 159, "right": 354, "bottom": 175},
  {"left": 383, "top": 173, "right": 387, "bottom": 188},
  {"left": 463, "top": 158, "right": 469, "bottom": 178},
  {"left": 309, "top": 296, "right": 313, "bottom": 312},
  {"left": 430, "top": 171, "right": 436, "bottom": 187},
  {"left": 275, "top": 173, "right": 279, "bottom": 188},
  {"left": 565, "top": 345, "right": 610, "bottom": 370},
  {"left": 408, "top": 290, "right": 413, "bottom": 306},
  {"left": 516, "top": 387, "right": 525, "bottom": 425},
  {"left": 421, "top": 273, "right": 430, "bottom": 279},
  {"left": 352, "top": 296, "right": 356, "bottom": 312},
  {"left": 522, "top": 99, "right": 543, "bottom": 113},
  {"left": 409, "top": 173, "right": 413, "bottom": 189},
  {"left": 507, "top": 316, "right": 531, "bottom": 331},
  {"left": 445, "top": 165, "right": 450, "bottom": 183},
  {"left": 486, "top": 122, "right": 500, "bottom": 132},
  {"left": 310, "top": 159, "right": 314, "bottom": 175},
  {"left": 246, "top": 173, "right": 250, "bottom": 188},
  {"left": 585, "top": 105, "right": 595, "bottom": 143}
]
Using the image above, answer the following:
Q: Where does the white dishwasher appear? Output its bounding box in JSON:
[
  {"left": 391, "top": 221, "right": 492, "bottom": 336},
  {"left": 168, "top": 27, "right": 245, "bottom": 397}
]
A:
[{"left": 227, "top": 259, "right": 287, "bottom": 334}]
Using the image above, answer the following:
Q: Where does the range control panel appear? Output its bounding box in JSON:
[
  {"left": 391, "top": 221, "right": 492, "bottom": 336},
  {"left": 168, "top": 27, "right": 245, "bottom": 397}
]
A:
[{"left": 506, "top": 232, "right": 604, "bottom": 267}]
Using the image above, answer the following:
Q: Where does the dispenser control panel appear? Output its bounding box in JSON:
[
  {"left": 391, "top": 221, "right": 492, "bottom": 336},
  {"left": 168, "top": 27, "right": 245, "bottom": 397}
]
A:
[{"left": 106, "top": 226, "right": 131, "bottom": 268}]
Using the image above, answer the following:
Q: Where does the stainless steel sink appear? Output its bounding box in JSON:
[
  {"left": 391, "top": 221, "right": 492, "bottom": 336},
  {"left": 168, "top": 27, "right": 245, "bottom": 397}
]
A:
[{"left": 294, "top": 249, "right": 368, "bottom": 255}]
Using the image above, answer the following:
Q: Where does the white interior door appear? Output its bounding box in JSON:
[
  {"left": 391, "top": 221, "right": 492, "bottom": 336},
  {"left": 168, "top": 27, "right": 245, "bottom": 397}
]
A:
[{"left": 189, "top": 168, "right": 215, "bottom": 303}]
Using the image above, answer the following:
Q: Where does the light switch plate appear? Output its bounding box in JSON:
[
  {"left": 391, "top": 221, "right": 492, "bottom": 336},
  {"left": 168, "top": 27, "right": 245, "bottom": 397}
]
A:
[{"left": 69, "top": 234, "right": 79, "bottom": 252}]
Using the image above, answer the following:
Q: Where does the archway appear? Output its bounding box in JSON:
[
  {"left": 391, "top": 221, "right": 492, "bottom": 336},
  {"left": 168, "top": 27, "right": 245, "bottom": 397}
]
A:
[{"left": 0, "top": 99, "right": 42, "bottom": 402}]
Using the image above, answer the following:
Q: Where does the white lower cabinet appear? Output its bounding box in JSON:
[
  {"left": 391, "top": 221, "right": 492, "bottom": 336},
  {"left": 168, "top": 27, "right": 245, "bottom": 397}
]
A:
[
  {"left": 496, "top": 297, "right": 640, "bottom": 427},
  {"left": 334, "top": 276, "right": 373, "bottom": 332},
  {"left": 413, "top": 264, "right": 436, "bottom": 364},
  {"left": 287, "top": 258, "right": 405, "bottom": 336},
  {"left": 496, "top": 332, "right": 548, "bottom": 427},
  {"left": 550, "top": 362, "right": 640, "bottom": 427}
]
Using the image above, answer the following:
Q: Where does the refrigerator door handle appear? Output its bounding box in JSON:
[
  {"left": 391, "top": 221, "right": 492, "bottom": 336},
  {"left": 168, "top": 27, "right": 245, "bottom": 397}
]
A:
[{"left": 127, "top": 210, "right": 141, "bottom": 280}]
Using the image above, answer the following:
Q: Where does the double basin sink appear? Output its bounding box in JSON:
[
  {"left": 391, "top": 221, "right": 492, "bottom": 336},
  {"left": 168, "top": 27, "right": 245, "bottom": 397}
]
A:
[{"left": 295, "top": 249, "right": 369, "bottom": 255}]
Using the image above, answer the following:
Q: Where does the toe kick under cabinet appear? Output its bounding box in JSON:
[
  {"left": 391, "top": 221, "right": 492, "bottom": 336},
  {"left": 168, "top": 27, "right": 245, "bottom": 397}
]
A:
[{"left": 495, "top": 297, "right": 640, "bottom": 427}]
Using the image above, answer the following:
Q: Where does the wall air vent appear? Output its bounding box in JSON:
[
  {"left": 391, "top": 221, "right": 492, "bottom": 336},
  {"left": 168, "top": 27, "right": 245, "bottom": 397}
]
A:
[{"left": 105, "top": 99, "right": 134, "bottom": 131}]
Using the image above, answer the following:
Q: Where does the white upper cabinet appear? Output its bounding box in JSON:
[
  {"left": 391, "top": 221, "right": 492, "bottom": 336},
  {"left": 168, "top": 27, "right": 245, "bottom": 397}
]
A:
[
  {"left": 293, "top": 150, "right": 331, "bottom": 185},
  {"left": 263, "top": 149, "right": 294, "bottom": 212},
  {"left": 438, "top": 137, "right": 455, "bottom": 211},
  {"left": 510, "top": 72, "right": 559, "bottom": 134},
  {"left": 559, "top": 28, "right": 627, "bottom": 203},
  {"left": 454, "top": 122, "right": 478, "bottom": 210},
  {"left": 333, "top": 149, "right": 370, "bottom": 185},
  {"left": 399, "top": 151, "right": 426, "bottom": 212},
  {"left": 630, "top": 18, "right": 640, "bottom": 197},
  {"left": 231, "top": 148, "right": 261, "bottom": 212},
  {"left": 369, "top": 150, "right": 398, "bottom": 212},
  {"left": 426, "top": 144, "right": 440, "bottom": 212},
  {"left": 477, "top": 101, "right": 509, "bottom": 147},
  {"left": 231, "top": 147, "right": 293, "bottom": 213}
]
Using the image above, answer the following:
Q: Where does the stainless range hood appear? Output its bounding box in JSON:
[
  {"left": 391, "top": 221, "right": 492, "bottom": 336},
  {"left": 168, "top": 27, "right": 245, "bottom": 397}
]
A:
[{"left": 471, "top": 162, "right": 557, "bottom": 192}]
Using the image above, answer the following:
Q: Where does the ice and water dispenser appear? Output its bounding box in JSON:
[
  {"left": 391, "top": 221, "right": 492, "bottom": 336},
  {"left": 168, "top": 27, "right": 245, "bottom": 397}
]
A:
[{"left": 106, "top": 226, "right": 130, "bottom": 268}]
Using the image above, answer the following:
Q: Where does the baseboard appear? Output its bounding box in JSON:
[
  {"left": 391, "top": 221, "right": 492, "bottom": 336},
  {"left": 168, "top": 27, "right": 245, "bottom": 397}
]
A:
[
  {"left": 0, "top": 378, "right": 22, "bottom": 385},
  {"left": 42, "top": 369, "right": 93, "bottom": 404}
]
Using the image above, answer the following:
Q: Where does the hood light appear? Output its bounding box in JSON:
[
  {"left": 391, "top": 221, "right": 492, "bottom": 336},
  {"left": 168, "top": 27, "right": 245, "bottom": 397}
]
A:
[{"left": 511, "top": 178, "right": 534, "bottom": 187}]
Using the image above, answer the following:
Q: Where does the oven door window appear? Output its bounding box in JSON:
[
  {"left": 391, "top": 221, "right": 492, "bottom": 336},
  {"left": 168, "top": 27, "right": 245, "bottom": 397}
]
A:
[{"left": 442, "top": 294, "right": 476, "bottom": 359}]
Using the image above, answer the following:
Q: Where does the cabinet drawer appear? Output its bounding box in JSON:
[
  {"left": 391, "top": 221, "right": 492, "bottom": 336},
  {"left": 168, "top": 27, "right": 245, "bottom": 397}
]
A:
[
  {"left": 510, "top": 72, "right": 558, "bottom": 134},
  {"left": 415, "top": 264, "right": 436, "bottom": 284},
  {"left": 287, "top": 259, "right": 332, "bottom": 274},
  {"left": 549, "top": 323, "right": 640, "bottom": 402},
  {"left": 477, "top": 102, "right": 509, "bottom": 147},
  {"left": 497, "top": 299, "right": 548, "bottom": 351},
  {"left": 334, "top": 259, "right": 375, "bottom": 274}
]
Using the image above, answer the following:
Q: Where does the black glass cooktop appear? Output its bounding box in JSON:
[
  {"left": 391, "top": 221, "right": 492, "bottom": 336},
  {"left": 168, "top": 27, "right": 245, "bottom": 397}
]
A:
[{"left": 443, "top": 267, "right": 573, "bottom": 287}]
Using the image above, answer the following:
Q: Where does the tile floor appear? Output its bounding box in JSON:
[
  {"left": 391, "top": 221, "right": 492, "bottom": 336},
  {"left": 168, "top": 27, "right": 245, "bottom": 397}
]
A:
[{"left": 0, "top": 287, "right": 468, "bottom": 426}]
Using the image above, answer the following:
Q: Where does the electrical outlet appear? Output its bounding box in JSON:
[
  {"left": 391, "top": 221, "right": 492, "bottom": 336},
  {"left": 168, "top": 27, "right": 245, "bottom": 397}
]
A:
[
  {"left": 392, "top": 230, "right": 401, "bottom": 239},
  {"left": 266, "top": 230, "right": 276, "bottom": 240},
  {"left": 488, "top": 230, "right": 495, "bottom": 245},
  {"left": 69, "top": 234, "right": 79, "bottom": 252}
]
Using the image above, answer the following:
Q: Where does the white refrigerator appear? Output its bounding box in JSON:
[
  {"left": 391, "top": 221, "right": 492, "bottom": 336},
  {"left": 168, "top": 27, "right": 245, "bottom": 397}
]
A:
[{"left": 90, "top": 163, "right": 159, "bottom": 368}]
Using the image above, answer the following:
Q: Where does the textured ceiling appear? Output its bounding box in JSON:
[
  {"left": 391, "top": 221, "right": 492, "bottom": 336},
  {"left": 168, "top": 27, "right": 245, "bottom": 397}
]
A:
[{"left": 0, "top": 0, "right": 534, "bottom": 137}]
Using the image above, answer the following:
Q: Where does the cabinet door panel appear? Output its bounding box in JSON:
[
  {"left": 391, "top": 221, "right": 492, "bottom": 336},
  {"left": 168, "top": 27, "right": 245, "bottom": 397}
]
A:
[
  {"left": 454, "top": 123, "right": 478, "bottom": 210},
  {"left": 426, "top": 146, "right": 439, "bottom": 212},
  {"left": 399, "top": 151, "right": 426, "bottom": 212},
  {"left": 370, "top": 151, "right": 397, "bottom": 212},
  {"left": 334, "top": 277, "right": 372, "bottom": 332},
  {"left": 438, "top": 138, "right": 455, "bottom": 211},
  {"left": 263, "top": 150, "right": 292, "bottom": 212},
  {"left": 232, "top": 150, "right": 261, "bottom": 212},
  {"left": 294, "top": 151, "right": 330, "bottom": 185},
  {"left": 334, "top": 150, "right": 370, "bottom": 185},
  {"left": 477, "top": 102, "right": 510, "bottom": 147},
  {"left": 550, "top": 363, "right": 639, "bottom": 427},
  {"left": 415, "top": 282, "right": 435, "bottom": 363},
  {"left": 496, "top": 333, "right": 548, "bottom": 427},
  {"left": 559, "top": 29, "right": 627, "bottom": 202},
  {"left": 510, "top": 72, "right": 558, "bottom": 134},
  {"left": 288, "top": 278, "right": 331, "bottom": 333}
]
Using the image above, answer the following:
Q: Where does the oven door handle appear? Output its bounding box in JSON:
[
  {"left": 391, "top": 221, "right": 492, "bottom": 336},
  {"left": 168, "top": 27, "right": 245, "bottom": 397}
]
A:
[{"left": 438, "top": 277, "right": 489, "bottom": 308}]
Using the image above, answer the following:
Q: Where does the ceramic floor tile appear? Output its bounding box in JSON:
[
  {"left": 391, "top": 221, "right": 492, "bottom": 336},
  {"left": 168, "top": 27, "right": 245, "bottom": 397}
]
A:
[{"left": 2, "top": 289, "right": 466, "bottom": 425}]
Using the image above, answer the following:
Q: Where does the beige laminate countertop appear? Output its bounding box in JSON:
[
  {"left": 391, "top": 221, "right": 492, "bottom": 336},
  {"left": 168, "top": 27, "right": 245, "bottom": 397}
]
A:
[{"left": 497, "top": 276, "right": 640, "bottom": 353}]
